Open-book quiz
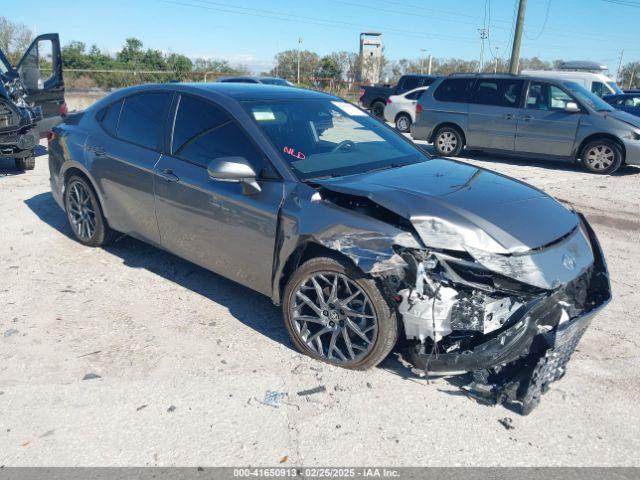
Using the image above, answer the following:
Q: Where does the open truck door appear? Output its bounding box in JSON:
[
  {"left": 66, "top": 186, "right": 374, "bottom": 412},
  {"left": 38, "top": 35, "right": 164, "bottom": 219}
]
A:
[{"left": 15, "top": 33, "right": 66, "bottom": 135}]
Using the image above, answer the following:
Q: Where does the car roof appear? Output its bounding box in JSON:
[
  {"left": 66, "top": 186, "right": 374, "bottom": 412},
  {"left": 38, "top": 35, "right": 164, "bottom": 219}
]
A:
[
  {"left": 444, "top": 73, "right": 576, "bottom": 84},
  {"left": 106, "top": 82, "right": 337, "bottom": 102}
]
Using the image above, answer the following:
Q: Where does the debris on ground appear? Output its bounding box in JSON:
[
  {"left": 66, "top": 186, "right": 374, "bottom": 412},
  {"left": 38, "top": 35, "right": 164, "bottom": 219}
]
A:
[
  {"left": 4, "top": 329, "right": 19, "bottom": 338},
  {"left": 297, "top": 386, "right": 326, "bottom": 396},
  {"left": 167, "top": 405, "right": 176, "bottom": 413},
  {"left": 279, "top": 455, "right": 288, "bottom": 463},
  {"left": 499, "top": 417, "right": 515, "bottom": 430},
  {"left": 82, "top": 373, "right": 101, "bottom": 381},
  {"left": 77, "top": 350, "right": 101, "bottom": 358},
  {"left": 262, "top": 391, "right": 287, "bottom": 408},
  {"left": 136, "top": 405, "right": 147, "bottom": 411}
]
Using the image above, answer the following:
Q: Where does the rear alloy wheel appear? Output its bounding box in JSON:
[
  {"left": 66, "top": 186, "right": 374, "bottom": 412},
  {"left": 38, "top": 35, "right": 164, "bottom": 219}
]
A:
[
  {"left": 15, "top": 156, "right": 35, "bottom": 171},
  {"left": 64, "top": 175, "right": 116, "bottom": 247},
  {"left": 434, "top": 127, "right": 464, "bottom": 156},
  {"left": 371, "top": 100, "right": 386, "bottom": 119},
  {"left": 580, "top": 140, "right": 623, "bottom": 174},
  {"left": 395, "top": 113, "right": 412, "bottom": 133},
  {"left": 283, "top": 256, "right": 397, "bottom": 370}
]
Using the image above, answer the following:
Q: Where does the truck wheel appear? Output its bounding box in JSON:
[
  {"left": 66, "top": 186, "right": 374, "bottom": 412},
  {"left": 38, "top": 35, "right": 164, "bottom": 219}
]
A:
[
  {"left": 15, "top": 156, "right": 35, "bottom": 171},
  {"left": 395, "top": 113, "right": 412, "bottom": 133},
  {"left": 371, "top": 100, "right": 386, "bottom": 119},
  {"left": 580, "top": 139, "right": 623, "bottom": 174},
  {"left": 434, "top": 126, "right": 464, "bottom": 157},
  {"left": 283, "top": 256, "right": 398, "bottom": 370}
]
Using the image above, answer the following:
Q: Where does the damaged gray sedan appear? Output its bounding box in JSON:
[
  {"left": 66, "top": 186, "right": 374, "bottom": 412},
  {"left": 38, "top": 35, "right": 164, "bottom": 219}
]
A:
[{"left": 48, "top": 83, "right": 611, "bottom": 414}]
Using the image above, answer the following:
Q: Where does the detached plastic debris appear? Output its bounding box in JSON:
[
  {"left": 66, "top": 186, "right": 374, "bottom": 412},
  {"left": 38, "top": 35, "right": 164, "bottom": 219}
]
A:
[{"left": 262, "top": 390, "right": 287, "bottom": 408}]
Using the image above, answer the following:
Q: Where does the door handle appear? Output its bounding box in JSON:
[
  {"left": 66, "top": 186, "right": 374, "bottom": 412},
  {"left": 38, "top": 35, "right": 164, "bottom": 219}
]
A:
[
  {"left": 157, "top": 168, "right": 179, "bottom": 183},
  {"left": 522, "top": 115, "right": 534, "bottom": 121}
]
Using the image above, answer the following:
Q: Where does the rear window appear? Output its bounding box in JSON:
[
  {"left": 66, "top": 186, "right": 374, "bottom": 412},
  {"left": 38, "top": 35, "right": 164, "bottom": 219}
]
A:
[
  {"left": 472, "top": 79, "right": 524, "bottom": 107},
  {"left": 433, "top": 78, "right": 473, "bottom": 102},
  {"left": 117, "top": 93, "right": 172, "bottom": 150}
]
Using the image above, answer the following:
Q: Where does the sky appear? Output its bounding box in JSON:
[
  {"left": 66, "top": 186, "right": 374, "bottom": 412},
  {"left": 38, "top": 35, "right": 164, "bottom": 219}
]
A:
[{"left": 9, "top": 0, "right": 640, "bottom": 75}]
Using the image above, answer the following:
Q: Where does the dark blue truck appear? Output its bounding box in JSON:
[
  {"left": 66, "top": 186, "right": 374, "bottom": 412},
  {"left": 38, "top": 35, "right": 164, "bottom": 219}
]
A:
[{"left": 359, "top": 74, "right": 438, "bottom": 118}]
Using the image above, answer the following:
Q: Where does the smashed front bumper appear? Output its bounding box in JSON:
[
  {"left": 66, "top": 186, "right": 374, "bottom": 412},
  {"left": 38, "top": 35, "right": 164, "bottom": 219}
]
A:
[{"left": 403, "top": 216, "right": 611, "bottom": 413}]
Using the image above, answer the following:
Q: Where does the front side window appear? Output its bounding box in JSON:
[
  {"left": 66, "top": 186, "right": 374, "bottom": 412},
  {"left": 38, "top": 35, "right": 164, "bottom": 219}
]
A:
[
  {"left": 564, "top": 81, "right": 614, "bottom": 111},
  {"left": 433, "top": 78, "right": 473, "bottom": 103},
  {"left": 526, "top": 82, "right": 574, "bottom": 111},
  {"left": 117, "top": 92, "right": 171, "bottom": 150},
  {"left": 472, "top": 79, "right": 524, "bottom": 107},
  {"left": 245, "top": 99, "right": 426, "bottom": 180},
  {"left": 172, "top": 95, "right": 265, "bottom": 171},
  {"left": 591, "top": 81, "right": 606, "bottom": 97}
]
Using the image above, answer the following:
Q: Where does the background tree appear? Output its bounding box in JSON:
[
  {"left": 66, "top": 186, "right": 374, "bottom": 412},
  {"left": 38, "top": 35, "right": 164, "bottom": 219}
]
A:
[{"left": 0, "top": 16, "right": 33, "bottom": 65}]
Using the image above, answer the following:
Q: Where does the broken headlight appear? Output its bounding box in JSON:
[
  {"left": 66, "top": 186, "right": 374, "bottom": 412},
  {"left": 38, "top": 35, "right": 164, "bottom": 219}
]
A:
[{"left": 0, "top": 101, "right": 19, "bottom": 129}]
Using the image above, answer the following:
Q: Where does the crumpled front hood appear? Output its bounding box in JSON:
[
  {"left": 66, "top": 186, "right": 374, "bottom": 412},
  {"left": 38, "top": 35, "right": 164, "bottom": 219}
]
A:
[{"left": 316, "top": 159, "right": 579, "bottom": 254}]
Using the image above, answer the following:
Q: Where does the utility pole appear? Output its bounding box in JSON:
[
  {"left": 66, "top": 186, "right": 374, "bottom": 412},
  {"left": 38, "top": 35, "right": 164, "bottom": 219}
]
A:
[
  {"left": 509, "top": 0, "right": 527, "bottom": 75},
  {"left": 297, "top": 37, "right": 303, "bottom": 85},
  {"left": 420, "top": 49, "right": 427, "bottom": 74},
  {"left": 427, "top": 54, "right": 432, "bottom": 75},
  {"left": 616, "top": 49, "right": 624, "bottom": 83},
  {"left": 478, "top": 28, "right": 488, "bottom": 72},
  {"left": 494, "top": 47, "right": 500, "bottom": 73}
]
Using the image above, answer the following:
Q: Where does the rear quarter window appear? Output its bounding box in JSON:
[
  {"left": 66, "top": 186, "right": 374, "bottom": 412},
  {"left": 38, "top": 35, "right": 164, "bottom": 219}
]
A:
[{"left": 433, "top": 79, "right": 473, "bottom": 102}]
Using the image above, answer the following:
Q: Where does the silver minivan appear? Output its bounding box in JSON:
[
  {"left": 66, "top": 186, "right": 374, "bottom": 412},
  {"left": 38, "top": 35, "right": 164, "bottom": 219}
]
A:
[{"left": 411, "top": 74, "right": 640, "bottom": 174}]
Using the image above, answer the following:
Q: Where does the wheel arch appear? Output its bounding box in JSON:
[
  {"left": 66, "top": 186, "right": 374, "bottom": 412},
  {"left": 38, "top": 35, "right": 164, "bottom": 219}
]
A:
[
  {"left": 61, "top": 164, "right": 110, "bottom": 220},
  {"left": 394, "top": 111, "right": 412, "bottom": 123},
  {"left": 575, "top": 133, "right": 626, "bottom": 163},
  {"left": 275, "top": 241, "right": 359, "bottom": 305},
  {"left": 429, "top": 122, "right": 467, "bottom": 145}
]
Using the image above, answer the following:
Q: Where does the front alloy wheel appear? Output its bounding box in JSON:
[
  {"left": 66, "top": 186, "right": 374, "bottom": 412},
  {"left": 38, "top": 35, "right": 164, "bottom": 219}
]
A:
[
  {"left": 581, "top": 140, "right": 623, "bottom": 174},
  {"left": 283, "top": 256, "right": 397, "bottom": 370},
  {"left": 434, "top": 127, "right": 464, "bottom": 156}
]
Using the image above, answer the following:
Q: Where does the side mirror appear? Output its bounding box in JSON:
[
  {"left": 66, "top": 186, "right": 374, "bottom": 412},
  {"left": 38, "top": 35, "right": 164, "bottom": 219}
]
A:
[
  {"left": 565, "top": 101, "right": 581, "bottom": 113},
  {"left": 207, "top": 156, "right": 261, "bottom": 195}
]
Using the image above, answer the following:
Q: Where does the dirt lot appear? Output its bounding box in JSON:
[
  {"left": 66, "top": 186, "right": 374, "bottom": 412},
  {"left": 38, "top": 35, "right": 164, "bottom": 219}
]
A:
[{"left": 1, "top": 133, "right": 640, "bottom": 466}]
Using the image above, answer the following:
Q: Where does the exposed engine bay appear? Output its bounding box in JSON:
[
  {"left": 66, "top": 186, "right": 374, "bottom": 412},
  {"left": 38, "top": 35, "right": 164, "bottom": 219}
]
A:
[
  {"left": 0, "top": 74, "right": 41, "bottom": 157},
  {"left": 296, "top": 168, "right": 612, "bottom": 414}
]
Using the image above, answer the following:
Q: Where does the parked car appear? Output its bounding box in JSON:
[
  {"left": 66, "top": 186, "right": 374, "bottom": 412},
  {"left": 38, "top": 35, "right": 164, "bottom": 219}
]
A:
[
  {"left": 383, "top": 86, "right": 429, "bottom": 132},
  {"left": 521, "top": 69, "right": 622, "bottom": 97},
  {"left": 0, "top": 33, "right": 66, "bottom": 170},
  {"left": 603, "top": 92, "right": 640, "bottom": 117},
  {"left": 411, "top": 74, "right": 640, "bottom": 174},
  {"left": 48, "top": 82, "right": 610, "bottom": 414},
  {"left": 359, "top": 74, "right": 438, "bottom": 118},
  {"left": 218, "top": 76, "right": 294, "bottom": 86}
]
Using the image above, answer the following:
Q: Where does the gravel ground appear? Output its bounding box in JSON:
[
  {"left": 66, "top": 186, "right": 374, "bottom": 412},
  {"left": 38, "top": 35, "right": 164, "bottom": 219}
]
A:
[{"left": 1, "top": 139, "right": 639, "bottom": 467}]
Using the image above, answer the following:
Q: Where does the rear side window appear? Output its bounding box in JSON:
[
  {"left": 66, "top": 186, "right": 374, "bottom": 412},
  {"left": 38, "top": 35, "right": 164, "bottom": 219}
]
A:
[
  {"left": 117, "top": 93, "right": 172, "bottom": 150},
  {"left": 420, "top": 77, "right": 437, "bottom": 87},
  {"left": 472, "top": 79, "right": 524, "bottom": 107},
  {"left": 405, "top": 90, "right": 423, "bottom": 100},
  {"left": 171, "top": 95, "right": 265, "bottom": 172},
  {"left": 99, "top": 100, "right": 123, "bottom": 136},
  {"left": 433, "top": 79, "right": 473, "bottom": 102}
]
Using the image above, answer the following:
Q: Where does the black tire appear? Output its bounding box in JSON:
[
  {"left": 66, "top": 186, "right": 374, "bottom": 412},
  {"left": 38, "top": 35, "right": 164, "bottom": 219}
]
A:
[
  {"left": 395, "top": 113, "right": 412, "bottom": 133},
  {"left": 283, "top": 256, "right": 398, "bottom": 370},
  {"left": 433, "top": 126, "right": 464, "bottom": 157},
  {"left": 371, "top": 100, "right": 386, "bottom": 119},
  {"left": 64, "top": 175, "right": 117, "bottom": 247},
  {"left": 580, "top": 139, "right": 623, "bottom": 174},
  {"left": 15, "top": 156, "right": 35, "bottom": 171}
]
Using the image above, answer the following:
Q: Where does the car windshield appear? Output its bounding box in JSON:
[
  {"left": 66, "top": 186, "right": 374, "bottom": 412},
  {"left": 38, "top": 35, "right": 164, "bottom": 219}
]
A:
[
  {"left": 607, "top": 81, "right": 623, "bottom": 94},
  {"left": 564, "top": 81, "right": 614, "bottom": 111},
  {"left": 244, "top": 99, "right": 427, "bottom": 180},
  {"left": 260, "top": 78, "right": 290, "bottom": 86}
]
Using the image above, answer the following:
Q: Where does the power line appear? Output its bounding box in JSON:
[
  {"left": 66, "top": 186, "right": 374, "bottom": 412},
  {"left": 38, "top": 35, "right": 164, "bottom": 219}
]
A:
[
  {"left": 157, "top": 0, "right": 478, "bottom": 43},
  {"left": 602, "top": 0, "right": 640, "bottom": 6},
  {"left": 524, "top": 0, "right": 552, "bottom": 40}
]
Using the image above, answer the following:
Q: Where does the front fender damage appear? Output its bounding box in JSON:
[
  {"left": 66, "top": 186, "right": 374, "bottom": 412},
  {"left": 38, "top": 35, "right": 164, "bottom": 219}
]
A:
[{"left": 272, "top": 184, "right": 611, "bottom": 414}]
